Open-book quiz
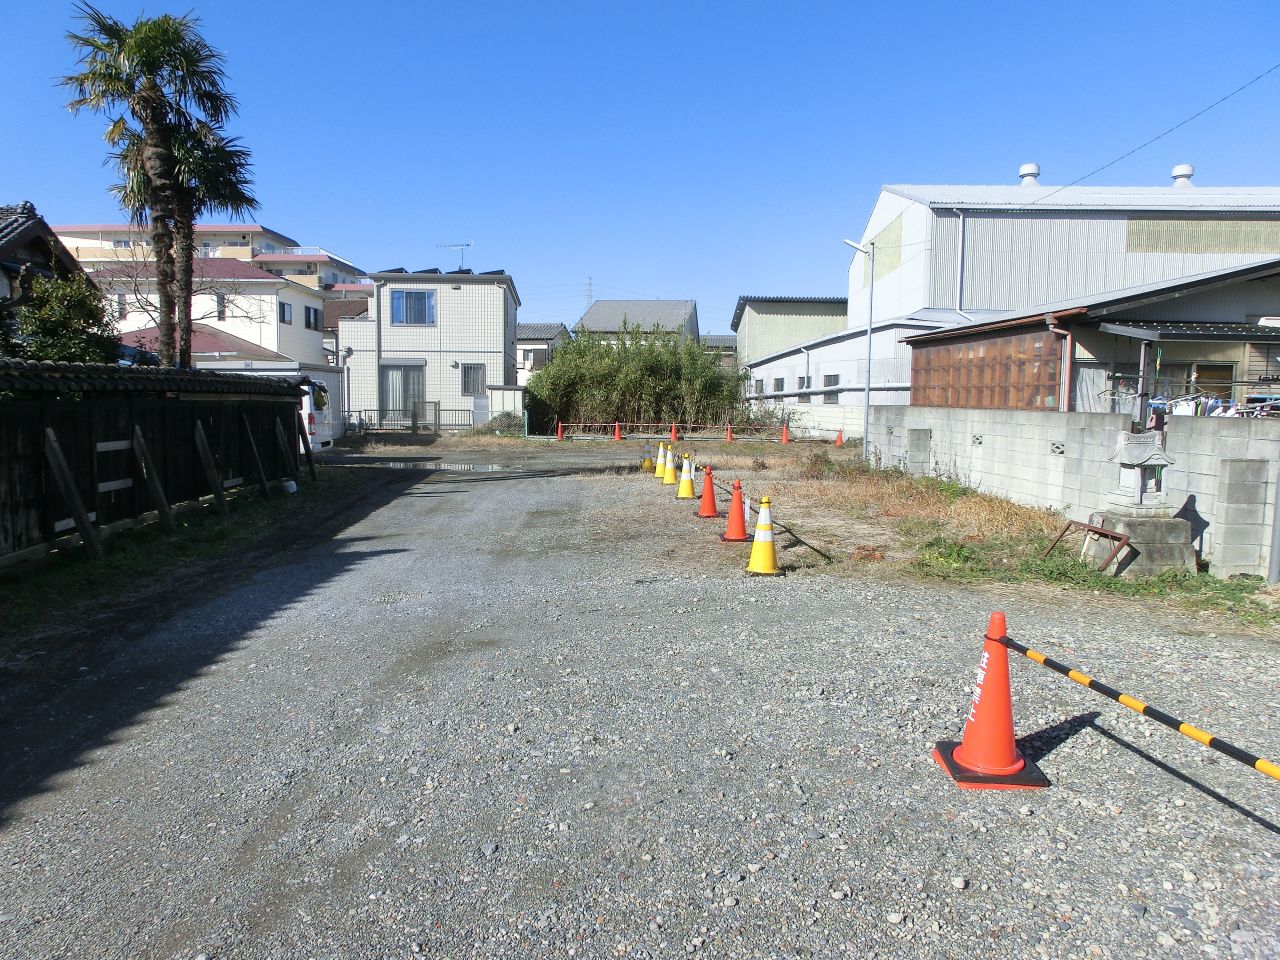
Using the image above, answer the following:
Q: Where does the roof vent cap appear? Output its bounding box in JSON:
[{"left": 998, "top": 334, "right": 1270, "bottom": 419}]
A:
[
  {"left": 1172, "top": 163, "right": 1195, "bottom": 187},
  {"left": 1018, "top": 162, "right": 1040, "bottom": 186}
]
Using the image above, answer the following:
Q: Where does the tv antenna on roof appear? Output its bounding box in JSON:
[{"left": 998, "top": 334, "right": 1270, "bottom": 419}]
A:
[{"left": 438, "top": 241, "right": 473, "bottom": 270}]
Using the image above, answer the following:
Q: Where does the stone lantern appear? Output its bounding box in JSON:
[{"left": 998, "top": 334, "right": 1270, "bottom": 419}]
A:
[
  {"left": 1106, "top": 431, "right": 1176, "bottom": 517},
  {"left": 1086, "top": 430, "right": 1194, "bottom": 576}
]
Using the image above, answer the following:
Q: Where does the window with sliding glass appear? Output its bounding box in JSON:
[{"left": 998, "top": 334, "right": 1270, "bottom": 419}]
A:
[{"left": 390, "top": 290, "right": 436, "bottom": 325}]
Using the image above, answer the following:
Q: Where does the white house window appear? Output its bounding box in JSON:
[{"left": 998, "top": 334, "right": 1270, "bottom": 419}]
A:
[
  {"left": 772, "top": 377, "right": 784, "bottom": 393},
  {"left": 754, "top": 378, "right": 764, "bottom": 395},
  {"left": 112, "top": 239, "right": 132, "bottom": 249},
  {"left": 304, "top": 305, "right": 321, "bottom": 330},
  {"left": 823, "top": 373, "right": 840, "bottom": 404},
  {"left": 278, "top": 302, "right": 292, "bottom": 325},
  {"left": 216, "top": 293, "right": 226, "bottom": 323},
  {"left": 798, "top": 376, "right": 811, "bottom": 389},
  {"left": 391, "top": 290, "right": 436, "bottom": 325},
  {"left": 461, "top": 363, "right": 486, "bottom": 397},
  {"left": 115, "top": 293, "right": 127, "bottom": 323}
]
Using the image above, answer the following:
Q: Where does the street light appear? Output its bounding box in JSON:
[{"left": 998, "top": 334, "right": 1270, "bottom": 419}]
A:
[{"left": 843, "top": 238, "right": 875, "bottom": 463}]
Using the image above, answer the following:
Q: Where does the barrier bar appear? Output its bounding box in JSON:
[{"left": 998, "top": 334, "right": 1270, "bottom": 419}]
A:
[{"left": 995, "top": 633, "right": 1280, "bottom": 783}]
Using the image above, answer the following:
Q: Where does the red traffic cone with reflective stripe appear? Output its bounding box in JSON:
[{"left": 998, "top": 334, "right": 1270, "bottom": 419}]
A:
[
  {"left": 556, "top": 422, "right": 565, "bottom": 441},
  {"left": 613, "top": 422, "right": 623, "bottom": 441},
  {"left": 933, "top": 612, "right": 1049, "bottom": 790},
  {"left": 834, "top": 429, "right": 844, "bottom": 447},
  {"left": 726, "top": 424, "right": 735, "bottom": 443},
  {"left": 780, "top": 422, "right": 791, "bottom": 444},
  {"left": 696, "top": 466, "right": 721, "bottom": 518},
  {"left": 670, "top": 422, "right": 679, "bottom": 443},
  {"left": 721, "top": 480, "right": 749, "bottom": 542}
]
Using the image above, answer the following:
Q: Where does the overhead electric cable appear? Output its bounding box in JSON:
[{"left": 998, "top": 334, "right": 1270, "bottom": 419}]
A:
[{"left": 1027, "top": 59, "right": 1280, "bottom": 206}]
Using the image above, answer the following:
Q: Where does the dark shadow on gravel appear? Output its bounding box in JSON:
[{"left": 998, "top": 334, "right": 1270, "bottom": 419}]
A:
[
  {"left": 1088, "top": 721, "right": 1280, "bottom": 837},
  {"left": 1021, "top": 711, "right": 1103, "bottom": 764},
  {"left": 0, "top": 469, "right": 426, "bottom": 828}
]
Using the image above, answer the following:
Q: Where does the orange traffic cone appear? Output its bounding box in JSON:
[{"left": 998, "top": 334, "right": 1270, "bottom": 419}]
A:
[
  {"left": 780, "top": 422, "right": 791, "bottom": 444},
  {"left": 613, "top": 421, "right": 623, "bottom": 441},
  {"left": 696, "top": 466, "right": 721, "bottom": 518},
  {"left": 670, "top": 422, "right": 679, "bottom": 443},
  {"left": 932, "top": 612, "right": 1049, "bottom": 790},
  {"left": 834, "top": 430, "right": 844, "bottom": 447},
  {"left": 720, "top": 479, "right": 749, "bottom": 542},
  {"left": 726, "top": 424, "right": 735, "bottom": 443},
  {"left": 556, "top": 422, "right": 565, "bottom": 442}
]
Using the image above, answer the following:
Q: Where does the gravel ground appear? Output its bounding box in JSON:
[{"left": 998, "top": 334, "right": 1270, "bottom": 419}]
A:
[{"left": 1, "top": 460, "right": 1278, "bottom": 959}]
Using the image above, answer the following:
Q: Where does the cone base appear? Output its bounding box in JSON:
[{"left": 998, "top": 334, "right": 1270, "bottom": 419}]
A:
[
  {"left": 720, "top": 533, "right": 749, "bottom": 542},
  {"left": 697, "top": 510, "right": 724, "bottom": 519},
  {"left": 932, "top": 742, "right": 1049, "bottom": 790},
  {"left": 746, "top": 569, "right": 783, "bottom": 576}
]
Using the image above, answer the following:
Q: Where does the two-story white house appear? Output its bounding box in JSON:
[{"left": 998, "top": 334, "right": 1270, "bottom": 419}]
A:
[
  {"left": 339, "top": 267, "right": 519, "bottom": 426},
  {"left": 749, "top": 163, "right": 1280, "bottom": 436}
]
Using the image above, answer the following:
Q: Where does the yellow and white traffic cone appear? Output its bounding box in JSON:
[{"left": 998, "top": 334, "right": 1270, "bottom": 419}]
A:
[
  {"left": 676, "top": 454, "right": 695, "bottom": 499},
  {"left": 663, "top": 446, "right": 679, "bottom": 485},
  {"left": 654, "top": 442, "right": 667, "bottom": 480},
  {"left": 641, "top": 444, "right": 654, "bottom": 472},
  {"left": 746, "top": 496, "right": 782, "bottom": 575}
]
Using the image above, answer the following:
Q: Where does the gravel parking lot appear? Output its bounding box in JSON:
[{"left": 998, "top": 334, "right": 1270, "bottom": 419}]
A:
[{"left": 1, "top": 456, "right": 1278, "bottom": 959}]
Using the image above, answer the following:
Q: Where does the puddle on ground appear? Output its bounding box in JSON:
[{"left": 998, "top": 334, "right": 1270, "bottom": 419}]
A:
[{"left": 380, "top": 461, "right": 508, "bottom": 472}]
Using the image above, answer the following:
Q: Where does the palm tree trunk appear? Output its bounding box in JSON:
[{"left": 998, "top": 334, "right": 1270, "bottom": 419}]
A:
[
  {"left": 173, "top": 194, "right": 196, "bottom": 370},
  {"left": 141, "top": 120, "right": 178, "bottom": 367},
  {"left": 148, "top": 216, "right": 176, "bottom": 366}
]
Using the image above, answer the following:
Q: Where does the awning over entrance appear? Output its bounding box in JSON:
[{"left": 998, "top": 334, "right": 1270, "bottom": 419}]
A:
[{"left": 1095, "top": 321, "right": 1280, "bottom": 342}]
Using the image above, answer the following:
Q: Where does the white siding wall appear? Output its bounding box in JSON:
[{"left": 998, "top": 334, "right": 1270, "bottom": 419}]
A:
[
  {"left": 847, "top": 193, "right": 929, "bottom": 329},
  {"left": 341, "top": 278, "right": 516, "bottom": 417},
  {"left": 111, "top": 281, "right": 326, "bottom": 364}
]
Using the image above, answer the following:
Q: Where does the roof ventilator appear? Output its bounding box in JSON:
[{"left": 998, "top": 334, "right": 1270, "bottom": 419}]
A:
[
  {"left": 1018, "top": 162, "right": 1040, "bottom": 186},
  {"left": 1172, "top": 163, "right": 1194, "bottom": 188}
]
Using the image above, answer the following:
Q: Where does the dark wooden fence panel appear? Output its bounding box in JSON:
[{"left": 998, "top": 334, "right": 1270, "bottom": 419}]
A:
[{"left": 0, "top": 362, "right": 303, "bottom": 560}]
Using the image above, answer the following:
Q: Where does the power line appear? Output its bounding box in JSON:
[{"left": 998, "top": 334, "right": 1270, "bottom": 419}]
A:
[{"left": 1027, "top": 59, "right": 1280, "bottom": 206}]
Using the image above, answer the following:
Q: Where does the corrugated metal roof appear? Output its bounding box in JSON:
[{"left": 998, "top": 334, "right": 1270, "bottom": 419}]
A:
[
  {"left": 884, "top": 184, "right": 1280, "bottom": 212},
  {"left": 517, "top": 322, "right": 567, "bottom": 341},
  {"left": 905, "top": 256, "right": 1280, "bottom": 342},
  {"left": 702, "top": 334, "right": 737, "bottom": 348},
  {"left": 0, "top": 359, "right": 301, "bottom": 396},
  {"left": 730, "top": 295, "right": 846, "bottom": 331},
  {"left": 577, "top": 299, "right": 696, "bottom": 332}
]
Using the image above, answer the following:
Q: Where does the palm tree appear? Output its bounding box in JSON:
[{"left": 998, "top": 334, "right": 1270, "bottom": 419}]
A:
[
  {"left": 111, "top": 128, "right": 259, "bottom": 367},
  {"left": 64, "top": 3, "right": 237, "bottom": 366}
]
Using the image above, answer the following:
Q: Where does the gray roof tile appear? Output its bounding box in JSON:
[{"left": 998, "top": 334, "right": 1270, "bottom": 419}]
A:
[{"left": 576, "top": 299, "right": 696, "bottom": 332}]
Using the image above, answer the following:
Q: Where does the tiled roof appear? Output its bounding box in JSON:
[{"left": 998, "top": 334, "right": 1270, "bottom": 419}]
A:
[
  {"left": 702, "top": 334, "right": 737, "bottom": 348},
  {"left": 90, "top": 258, "right": 282, "bottom": 283},
  {"left": 517, "top": 322, "right": 567, "bottom": 341},
  {"left": 120, "top": 324, "right": 290, "bottom": 362},
  {"left": 577, "top": 300, "right": 696, "bottom": 332},
  {"left": 0, "top": 201, "right": 38, "bottom": 248},
  {"left": 324, "top": 298, "right": 370, "bottom": 330},
  {"left": 0, "top": 358, "right": 301, "bottom": 396}
]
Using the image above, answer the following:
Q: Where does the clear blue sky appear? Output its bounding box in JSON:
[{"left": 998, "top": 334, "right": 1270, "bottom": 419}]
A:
[{"left": 5, "top": 0, "right": 1280, "bottom": 332}]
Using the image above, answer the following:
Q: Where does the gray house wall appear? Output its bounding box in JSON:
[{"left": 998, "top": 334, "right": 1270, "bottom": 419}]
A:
[{"left": 867, "top": 406, "right": 1280, "bottom": 578}]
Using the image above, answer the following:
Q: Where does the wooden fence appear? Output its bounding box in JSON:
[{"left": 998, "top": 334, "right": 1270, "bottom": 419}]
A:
[{"left": 0, "top": 360, "right": 311, "bottom": 563}]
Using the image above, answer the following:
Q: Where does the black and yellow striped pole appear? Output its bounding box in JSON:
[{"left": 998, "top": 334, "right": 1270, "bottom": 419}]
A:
[{"left": 995, "top": 631, "right": 1280, "bottom": 783}]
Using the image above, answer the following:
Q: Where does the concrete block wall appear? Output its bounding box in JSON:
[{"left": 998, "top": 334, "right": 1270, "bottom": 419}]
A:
[{"left": 867, "top": 406, "right": 1280, "bottom": 578}]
